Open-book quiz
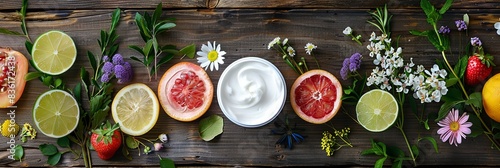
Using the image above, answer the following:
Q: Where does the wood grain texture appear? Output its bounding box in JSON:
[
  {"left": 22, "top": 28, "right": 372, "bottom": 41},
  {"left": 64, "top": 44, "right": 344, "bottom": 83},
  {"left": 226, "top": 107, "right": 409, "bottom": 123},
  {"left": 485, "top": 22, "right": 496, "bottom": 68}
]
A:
[
  {"left": 1, "top": 0, "right": 500, "bottom": 10},
  {"left": 0, "top": 2, "right": 500, "bottom": 167}
]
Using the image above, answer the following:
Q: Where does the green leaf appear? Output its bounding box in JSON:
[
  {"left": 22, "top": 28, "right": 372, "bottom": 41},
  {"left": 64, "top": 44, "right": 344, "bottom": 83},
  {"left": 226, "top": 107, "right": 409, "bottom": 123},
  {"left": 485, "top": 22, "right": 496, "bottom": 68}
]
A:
[
  {"left": 47, "top": 152, "right": 62, "bottom": 166},
  {"left": 420, "top": 0, "right": 434, "bottom": 17},
  {"left": 411, "top": 145, "right": 420, "bottom": 158},
  {"left": 143, "top": 39, "right": 154, "bottom": 60},
  {"left": 57, "top": 137, "right": 70, "bottom": 148},
  {"left": 110, "top": 8, "right": 121, "bottom": 31},
  {"left": 87, "top": 51, "right": 97, "bottom": 71},
  {"left": 54, "top": 78, "right": 63, "bottom": 88},
  {"left": 177, "top": 44, "right": 196, "bottom": 59},
  {"left": 439, "top": 0, "right": 453, "bottom": 14},
  {"left": 427, "top": 31, "right": 445, "bottom": 51},
  {"left": 39, "top": 144, "right": 59, "bottom": 156},
  {"left": 468, "top": 114, "right": 484, "bottom": 137},
  {"left": 155, "top": 22, "right": 176, "bottom": 35},
  {"left": 13, "top": 145, "right": 23, "bottom": 161},
  {"left": 42, "top": 76, "right": 53, "bottom": 86},
  {"left": 199, "top": 115, "right": 224, "bottom": 141},
  {"left": 126, "top": 136, "right": 139, "bottom": 149},
  {"left": 158, "top": 53, "right": 174, "bottom": 66},
  {"left": 0, "top": 28, "right": 23, "bottom": 36},
  {"left": 360, "top": 148, "right": 377, "bottom": 155},
  {"left": 130, "top": 56, "right": 144, "bottom": 64},
  {"left": 152, "top": 3, "right": 163, "bottom": 25},
  {"left": 73, "top": 82, "right": 82, "bottom": 103},
  {"left": 129, "top": 45, "right": 145, "bottom": 56},
  {"left": 445, "top": 76, "right": 458, "bottom": 87},
  {"left": 25, "top": 41, "right": 33, "bottom": 54},
  {"left": 437, "top": 100, "right": 465, "bottom": 121},
  {"left": 453, "top": 56, "right": 469, "bottom": 79},
  {"left": 374, "top": 157, "right": 387, "bottom": 168},
  {"left": 409, "top": 30, "right": 429, "bottom": 36},
  {"left": 465, "top": 92, "right": 482, "bottom": 109},
  {"left": 25, "top": 72, "right": 44, "bottom": 81},
  {"left": 419, "top": 136, "right": 439, "bottom": 153},
  {"left": 160, "top": 157, "right": 176, "bottom": 168},
  {"left": 386, "top": 145, "right": 404, "bottom": 158}
]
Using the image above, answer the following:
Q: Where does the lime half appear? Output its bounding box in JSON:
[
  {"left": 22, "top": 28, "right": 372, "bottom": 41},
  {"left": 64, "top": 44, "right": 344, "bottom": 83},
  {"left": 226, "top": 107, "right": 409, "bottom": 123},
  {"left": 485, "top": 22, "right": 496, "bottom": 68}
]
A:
[
  {"left": 356, "top": 89, "right": 398, "bottom": 132},
  {"left": 31, "top": 30, "right": 77, "bottom": 75},
  {"left": 33, "top": 90, "right": 79, "bottom": 138}
]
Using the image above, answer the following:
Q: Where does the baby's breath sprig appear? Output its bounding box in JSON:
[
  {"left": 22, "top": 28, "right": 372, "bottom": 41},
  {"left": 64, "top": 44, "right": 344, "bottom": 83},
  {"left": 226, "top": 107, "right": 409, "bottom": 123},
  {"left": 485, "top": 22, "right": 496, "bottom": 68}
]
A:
[{"left": 268, "top": 37, "right": 320, "bottom": 75}]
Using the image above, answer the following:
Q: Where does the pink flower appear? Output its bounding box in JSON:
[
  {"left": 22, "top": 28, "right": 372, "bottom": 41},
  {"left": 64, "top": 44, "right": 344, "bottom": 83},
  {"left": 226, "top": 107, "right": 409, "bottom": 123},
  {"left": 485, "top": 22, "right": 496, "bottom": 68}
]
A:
[
  {"left": 437, "top": 108, "right": 472, "bottom": 146},
  {"left": 154, "top": 143, "right": 163, "bottom": 151}
]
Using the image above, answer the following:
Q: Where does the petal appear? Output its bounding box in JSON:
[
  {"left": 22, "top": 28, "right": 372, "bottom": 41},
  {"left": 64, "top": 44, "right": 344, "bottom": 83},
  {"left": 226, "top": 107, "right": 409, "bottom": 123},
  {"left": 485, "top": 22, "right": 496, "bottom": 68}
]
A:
[
  {"left": 437, "top": 127, "right": 449, "bottom": 134},
  {"left": 497, "top": 29, "right": 500, "bottom": 35},
  {"left": 441, "top": 130, "right": 452, "bottom": 142},
  {"left": 461, "top": 121, "right": 472, "bottom": 128},
  {"left": 219, "top": 51, "right": 227, "bottom": 56},
  {"left": 456, "top": 133, "right": 462, "bottom": 144},
  {"left": 214, "top": 62, "right": 219, "bottom": 71},
  {"left": 200, "top": 60, "right": 210, "bottom": 68},
  {"left": 460, "top": 127, "right": 471, "bottom": 134},
  {"left": 209, "top": 62, "right": 214, "bottom": 71},
  {"left": 197, "top": 51, "right": 208, "bottom": 57},
  {"left": 216, "top": 43, "right": 221, "bottom": 52},
  {"left": 207, "top": 41, "right": 213, "bottom": 50},
  {"left": 495, "top": 22, "right": 500, "bottom": 29},
  {"left": 200, "top": 43, "right": 209, "bottom": 51},
  {"left": 458, "top": 113, "right": 469, "bottom": 124}
]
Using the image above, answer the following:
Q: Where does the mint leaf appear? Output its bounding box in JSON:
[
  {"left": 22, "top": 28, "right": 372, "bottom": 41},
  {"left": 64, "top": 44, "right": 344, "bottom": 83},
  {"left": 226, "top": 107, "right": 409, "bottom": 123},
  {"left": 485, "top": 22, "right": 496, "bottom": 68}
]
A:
[
  {"left": 47, "top": 152, "right": 62, "bottom": 166},
  {"left": 39, "top": 144, "right": 59, "bottom": 156},
  {"left": 13, "top": 145, "right": 24, "bottom": 161},
  {"left": 160, "top": 157, "right": 175, "bottom": 168},
  {"left": 199, "top": 115, "right": 224, "bottom": 141},
  {"left": 57, "top": 137, "right": 70, "bottom": 148},
  {"left": 439, "top": 0, "right": 453, "bottom": 15}
]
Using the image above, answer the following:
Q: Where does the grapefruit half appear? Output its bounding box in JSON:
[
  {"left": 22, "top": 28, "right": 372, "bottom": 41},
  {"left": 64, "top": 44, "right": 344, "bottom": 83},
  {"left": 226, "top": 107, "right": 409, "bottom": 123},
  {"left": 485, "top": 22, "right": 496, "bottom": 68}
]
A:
[
  {"left": 158, "top": 62, "right": 213, "bottom": 122},
  {"left": 290, "top": 69, "right": 342, "bottom": 124}
]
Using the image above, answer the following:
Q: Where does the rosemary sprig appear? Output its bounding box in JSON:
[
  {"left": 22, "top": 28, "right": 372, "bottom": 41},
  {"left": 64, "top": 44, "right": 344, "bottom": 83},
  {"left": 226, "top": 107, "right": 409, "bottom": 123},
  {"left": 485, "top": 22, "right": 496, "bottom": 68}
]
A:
[{"left": 129, "top": 3, "right": 195, "bottom": 81}]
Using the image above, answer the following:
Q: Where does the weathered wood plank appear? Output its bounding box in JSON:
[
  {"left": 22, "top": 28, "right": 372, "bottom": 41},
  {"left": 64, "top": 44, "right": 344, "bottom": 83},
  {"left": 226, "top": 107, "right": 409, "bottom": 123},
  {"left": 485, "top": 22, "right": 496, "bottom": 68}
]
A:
[
  {"left": 1, "top": 0, "right": 500, "bottom": 10},
  {"left": 0, "top": 8, "right": 499, "bottom": 167},
  {"left": 0, "top": 0, "right": 207, "bottom": 10}
]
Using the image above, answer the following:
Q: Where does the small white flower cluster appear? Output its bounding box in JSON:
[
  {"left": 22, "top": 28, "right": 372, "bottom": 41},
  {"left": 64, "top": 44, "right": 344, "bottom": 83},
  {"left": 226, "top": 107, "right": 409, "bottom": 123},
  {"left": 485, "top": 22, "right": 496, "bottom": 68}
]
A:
[{"left": 366, "top": 32, "right": 448, "bottom": 103}]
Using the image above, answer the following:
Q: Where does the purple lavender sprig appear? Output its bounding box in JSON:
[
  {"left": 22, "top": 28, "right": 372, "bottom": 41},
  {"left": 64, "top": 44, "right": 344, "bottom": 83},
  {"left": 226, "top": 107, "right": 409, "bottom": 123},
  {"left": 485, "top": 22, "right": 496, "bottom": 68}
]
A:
[
  {"left": 340, "top": 53, "right": 362, "bottom": 80},
  {"left": 100, "top": 54, "right": 133, "bottom": 84}
]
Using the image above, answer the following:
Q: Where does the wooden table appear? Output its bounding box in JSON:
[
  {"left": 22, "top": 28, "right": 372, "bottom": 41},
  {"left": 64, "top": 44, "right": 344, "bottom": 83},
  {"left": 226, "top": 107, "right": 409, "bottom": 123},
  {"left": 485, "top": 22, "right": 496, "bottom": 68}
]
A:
[{"left": 1, "top": 0, "right": 500, "bottom": 167}]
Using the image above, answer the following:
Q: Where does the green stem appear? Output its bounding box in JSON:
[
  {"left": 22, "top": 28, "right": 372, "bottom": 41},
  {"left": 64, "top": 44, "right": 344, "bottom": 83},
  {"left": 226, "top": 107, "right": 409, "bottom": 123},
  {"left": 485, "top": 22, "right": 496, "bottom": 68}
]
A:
[{"left": 395, "top": 92, "right": 416, "bottom": 166}]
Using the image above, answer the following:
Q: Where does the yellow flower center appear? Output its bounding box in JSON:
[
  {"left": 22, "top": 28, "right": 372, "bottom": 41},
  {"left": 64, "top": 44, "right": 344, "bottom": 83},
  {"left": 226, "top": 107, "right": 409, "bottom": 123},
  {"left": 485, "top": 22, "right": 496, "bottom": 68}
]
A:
[
  {"left": 207, "top": 50, "right": 218, "bottom": 62},
  {"left": 449, "top": 121, "right": 459, "bottom": 132}
]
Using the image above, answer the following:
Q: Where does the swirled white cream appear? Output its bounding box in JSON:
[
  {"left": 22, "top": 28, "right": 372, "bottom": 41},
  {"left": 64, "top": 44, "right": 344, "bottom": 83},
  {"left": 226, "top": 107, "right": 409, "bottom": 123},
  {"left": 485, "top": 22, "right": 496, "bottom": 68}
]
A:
[{"left": 217, "top": 57, "right": 286, "bottom": 127}]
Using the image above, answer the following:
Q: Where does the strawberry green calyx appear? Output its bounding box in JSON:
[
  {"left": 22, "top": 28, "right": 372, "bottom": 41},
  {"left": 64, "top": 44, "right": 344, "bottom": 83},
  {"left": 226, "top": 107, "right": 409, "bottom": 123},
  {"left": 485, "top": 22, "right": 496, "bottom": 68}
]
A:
[{"left": 92, "top": 121, "right": 120, "bottom": 145}]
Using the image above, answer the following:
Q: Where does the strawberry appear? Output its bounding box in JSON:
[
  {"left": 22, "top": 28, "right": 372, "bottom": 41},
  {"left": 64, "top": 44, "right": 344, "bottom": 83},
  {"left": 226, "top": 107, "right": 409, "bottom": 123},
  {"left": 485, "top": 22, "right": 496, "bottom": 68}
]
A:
[
  {"left": 90, "top": 121, "right": 122, "bottom": 160},
  {"left": 465, "top": 54, "right": 495, "bottom": 86}
]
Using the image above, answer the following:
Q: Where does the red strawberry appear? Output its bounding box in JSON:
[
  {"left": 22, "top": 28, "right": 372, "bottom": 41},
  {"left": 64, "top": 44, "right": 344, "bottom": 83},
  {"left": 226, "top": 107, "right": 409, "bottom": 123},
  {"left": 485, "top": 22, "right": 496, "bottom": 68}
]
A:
[
  {"left": 465, "top": 54, "right": 495, "bottom": 86},
  {"left": 90, "top": 121, "right": 122, "bottom": 160}
]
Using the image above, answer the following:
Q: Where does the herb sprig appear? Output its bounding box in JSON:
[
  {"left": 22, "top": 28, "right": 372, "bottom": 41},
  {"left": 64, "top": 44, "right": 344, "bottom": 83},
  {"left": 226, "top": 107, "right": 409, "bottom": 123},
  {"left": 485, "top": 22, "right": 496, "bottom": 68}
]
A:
[{"left": 129, "top": 3, "right": 195, "bottom": 81}]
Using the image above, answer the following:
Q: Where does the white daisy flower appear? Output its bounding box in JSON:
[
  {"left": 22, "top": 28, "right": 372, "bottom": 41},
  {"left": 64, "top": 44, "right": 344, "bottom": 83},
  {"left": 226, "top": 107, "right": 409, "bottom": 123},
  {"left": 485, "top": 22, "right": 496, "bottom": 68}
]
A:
[
  {"left": 304, "top": 43, "right": 317, "bottom": 55},
  {"left": 287, "top": 46, "right": 295, "bottom": 57},
  {"left": 197, "top": 41, "right": 226, "bottom": 71}
]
